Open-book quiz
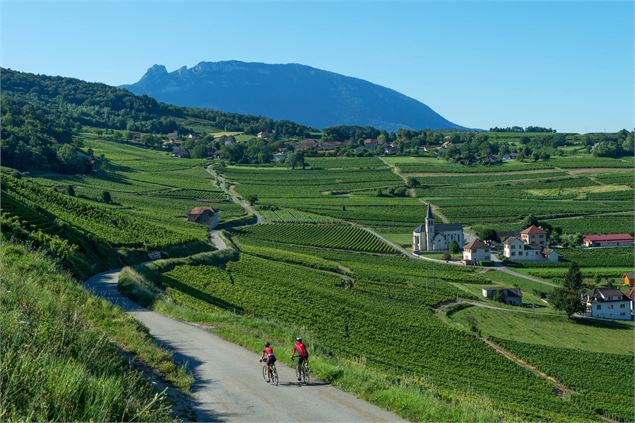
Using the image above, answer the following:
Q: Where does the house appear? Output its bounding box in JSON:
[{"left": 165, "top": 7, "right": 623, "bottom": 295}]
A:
[
  {"left": 257, "top": 131, "right": 270, "bottom": 139},
  {"left": 581, "top": 287, "right": 632, "bottom": 320},
  {"left": 583, "top": 234, "right": 634, "bottom": 247},
  {"left": 273, "top": 151, "right": 288, "bottom": 163},
  {"left": 171, "top": 148, "right": 190, "bottom": 158},
  {"left": 441, "top": 140, "right": 453, "bottom": 149},
  {"left": 520, "top": 225, "right": 547, "bottom": 246},
  {"left": 502, "top": 236, "right": 558, "bottom": 262},
  {"left": 384, "top": 144, "right": 398, "bottom": 155},
  {"left": 501, "top": 153, "right": 512, "bottom": 162},
  {"left": 624, "top": 273, "right": 635, "bottom": 287},
  {"left": 463, "top": 239, "right": 491, "bottom": 265},
  {"left": 625, "top": 289, "right": 635, "bottom": 316},
  {"left": 413, "top": 204, "right": 464, "bottom": 252},
  {"left": 295, "top": 139, "right": 318, "bottom": 151},
  {"left": 187, "top": 206, "right": 218, "bottom": 229},
  {"left": 166, "top": 131, "right": 179, "bottom": 142},
  {"left": 482, "top": 287, "right": 523, "bottom": 306},
  {"left": 363, "top": 138, "right": 383, "bottom": 149},
  {"left": 321, "top": 141, "right": 344, "bottom": 149}
]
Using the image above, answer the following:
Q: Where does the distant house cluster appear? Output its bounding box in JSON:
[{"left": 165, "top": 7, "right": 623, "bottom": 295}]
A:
[
  {"left": 412, "top": 204, "right": 464, "bottom": 252},
  {"left": 502, "top": 226, "right": 559, "bottom": 262}
]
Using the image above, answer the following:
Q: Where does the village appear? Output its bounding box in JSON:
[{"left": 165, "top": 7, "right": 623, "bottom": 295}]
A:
[{"left": 411, "top": 203, "right": 635, "bottom": 320}]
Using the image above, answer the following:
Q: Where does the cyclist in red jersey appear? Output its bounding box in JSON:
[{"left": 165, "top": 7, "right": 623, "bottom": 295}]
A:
[
  {"left": 290, "top": 337, "right": 309, "bottom": 381},
  {"left": 259, "top": 342, "right": 276, "bottom": 382}
]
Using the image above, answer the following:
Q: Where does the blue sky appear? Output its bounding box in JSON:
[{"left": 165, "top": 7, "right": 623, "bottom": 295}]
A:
[{"left": 1, "top": 1, "right": 633, "bottom": 132}]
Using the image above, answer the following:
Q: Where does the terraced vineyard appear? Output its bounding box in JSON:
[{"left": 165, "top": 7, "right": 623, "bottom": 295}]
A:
[
  {"left": 495, "top": 339, "right": 634, "bottom": 422},
  {"left": 233, "top": 223, "right": 397, "bottom": 253},
  {"left": 158, "top": 244, "right": 591, "bottom": 421}
]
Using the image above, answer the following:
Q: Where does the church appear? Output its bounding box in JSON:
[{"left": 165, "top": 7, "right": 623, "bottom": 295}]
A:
[{"left": 412, "top": 204, "right": 464, "bottom": 252}]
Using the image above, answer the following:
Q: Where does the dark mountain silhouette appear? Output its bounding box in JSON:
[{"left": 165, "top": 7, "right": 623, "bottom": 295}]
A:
[{"left": 122, "top": 61, "right": 465, "bottom": 131}]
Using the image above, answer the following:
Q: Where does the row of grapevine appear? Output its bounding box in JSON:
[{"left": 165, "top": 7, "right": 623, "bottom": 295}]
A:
[
  {"left": 162, "top": 254, "right": 591, "bottom": 421},
  {"left": 233, "top": 224, "right": 397, "bottom": 254}
]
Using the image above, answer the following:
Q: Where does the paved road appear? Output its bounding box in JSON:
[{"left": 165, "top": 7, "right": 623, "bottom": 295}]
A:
[{"left": 85, "top": 270, "right": 402, "bottom": 423}]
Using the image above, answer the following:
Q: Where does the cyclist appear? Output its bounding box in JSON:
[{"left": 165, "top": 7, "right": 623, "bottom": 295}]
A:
[
  {"left": 259, "top": 342, "right": 276, "bottom": 382},
  {"left": 290, "top": 337, "right": 309, "bottom": 381}
]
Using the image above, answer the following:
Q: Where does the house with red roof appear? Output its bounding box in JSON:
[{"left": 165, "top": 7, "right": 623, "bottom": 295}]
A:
[
  {"left": 520, "top": 225, "right": 547, "bottom": 246},
  {"left": 502, "top": 225, "right": 558, "bottom": 263},
  {"left": 582, "top": 234, "right": 634, "bottom": 248},
  {"left": 187, "top": 206, "right": 218, "bottom": 229}
]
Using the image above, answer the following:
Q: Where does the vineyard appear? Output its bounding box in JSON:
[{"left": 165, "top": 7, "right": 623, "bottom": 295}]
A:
[
  {"left": 157, "top": 249, "right": 591, "bottom": 421},
  {"left": 495, "top": 339, "right": 634, "bottom": 422},
  {"left": 232, "top": 223, "right": 397, "bottom": 254}
]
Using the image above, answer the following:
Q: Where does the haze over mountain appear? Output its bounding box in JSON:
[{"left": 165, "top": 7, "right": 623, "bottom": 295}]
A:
[{"left": 122, "top": 61, "right": 465, "bottom": 131}]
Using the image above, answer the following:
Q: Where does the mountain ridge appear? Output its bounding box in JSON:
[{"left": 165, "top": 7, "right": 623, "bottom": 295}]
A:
[{"left": 122, "top": 60, "right": 465, "bottom": 131}]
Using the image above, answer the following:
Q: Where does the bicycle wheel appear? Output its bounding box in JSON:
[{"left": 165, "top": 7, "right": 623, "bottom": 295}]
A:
[
  {"left": 271, "top": 365, "right": 279, "bottom": 386},
  {"left": 302, "top": 362, "right": 309, "bottom": 384},
  {"left": 262, "top": 365, "right": 269, "bottom": 383}
]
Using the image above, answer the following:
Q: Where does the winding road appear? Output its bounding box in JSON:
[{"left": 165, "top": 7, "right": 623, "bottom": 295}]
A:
[{"left": 85, "top": 270, "right": 402, "bottom": 422}]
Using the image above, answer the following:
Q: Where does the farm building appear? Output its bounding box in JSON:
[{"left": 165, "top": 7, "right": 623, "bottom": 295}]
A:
[
  {"left": 582, "top": 234, "right": 634, "bottom": 247},
  {"left": 463, "top": 239, "right": 491, "bottom": 265},
  {"left": 520, "top": 225, "right": 547, "bottom": 246},
  {"left": 413, "top": 204, "right": 464, "bottom": 252},
  {"left": 187, "top": 206, "right": 218, "bottom": 229},
  {"left": 581, "top": 287, "right": 632, "bottom": 320},
  {"left": 502, "top": 237, "right": 559, "bottom": 262},
  {"left": 482, "top": 287, "right": 522, "bottom": 306},
  {"left": 624, "top": 273, "right": 635, "bottom": 287}
]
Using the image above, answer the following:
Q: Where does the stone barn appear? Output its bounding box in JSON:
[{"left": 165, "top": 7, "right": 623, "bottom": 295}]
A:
[{"left": 187, "top": 206, "right": 219, "bottom": 229}]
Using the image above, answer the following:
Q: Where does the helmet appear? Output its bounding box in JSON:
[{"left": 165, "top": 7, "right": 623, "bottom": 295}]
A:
[
  {"left": 296, "top": 337, "right": 302, "bottom": 341},
  {"left": 265, "top": 342, "right": 270, "bottom": 347}
]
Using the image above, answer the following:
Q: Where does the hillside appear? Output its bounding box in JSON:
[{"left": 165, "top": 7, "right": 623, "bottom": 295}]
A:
[{"left": 122, "top": 61, "right": 465, "bottom": 131}]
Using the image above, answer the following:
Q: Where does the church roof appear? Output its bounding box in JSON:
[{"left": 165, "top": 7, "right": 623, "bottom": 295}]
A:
[
  {"left": 413, "top": 225, "right": 424, "bottom": 233},
  {"left": 435, "top": 223, "right": 463, "bottom": 232}
]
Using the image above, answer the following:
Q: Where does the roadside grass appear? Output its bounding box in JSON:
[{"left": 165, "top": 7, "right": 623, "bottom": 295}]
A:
[
  {"left": 0, "top": 243, "right": 184, "bottom": 421},
  {"left": 447, "top": 305, "right": 634, "bottom": 355},
  {"left": 119, "top": 255, "right": 503, "bottom": 422}
]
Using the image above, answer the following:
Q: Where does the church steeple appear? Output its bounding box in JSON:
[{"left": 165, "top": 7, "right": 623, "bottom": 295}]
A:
[{"left": 426, "top": 203, "right": 433, "bottom": 220}]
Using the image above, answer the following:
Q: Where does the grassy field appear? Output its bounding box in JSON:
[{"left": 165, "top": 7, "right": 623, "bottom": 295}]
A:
[
  {"left": 0, "top": 243, "right": 190, "bottom": 421},
  {"left": 448, "top": 305, "right": 633, "bottom": 354}
]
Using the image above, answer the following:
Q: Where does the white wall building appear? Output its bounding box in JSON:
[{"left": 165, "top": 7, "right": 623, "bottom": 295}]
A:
[
  {"left": 463, "top": 239, "right": 490, "bottom": 265},
  {"left": 413, "top": 204, "right": 464, "bottom": 252},
  {"left": 582, "top": 288, "right": 632, "bottom": 320}
]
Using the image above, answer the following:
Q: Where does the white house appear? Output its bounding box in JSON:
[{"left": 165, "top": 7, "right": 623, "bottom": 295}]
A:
[
  {"left": 463, "top": 239, "right": 490, "bottom": 265},
  {"left": 413, "top": 204, "right": 464, "bottom": 252},
  {"left": 520, "top": 225, "right": 547, "bottom": 246},
  {"left": 581, "top": 287, "right": 632, "bottom": 320},
  {"left": 503, "top": 237, "right": 558, "bottom": 262}
]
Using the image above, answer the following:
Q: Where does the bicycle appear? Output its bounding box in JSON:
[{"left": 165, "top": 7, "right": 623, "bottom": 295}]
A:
[
  {"left": 291, "top": 356, "right": 309, "bottom": 385},
  {"left": 260, "top": 360, "right": 279, "bottom": 386}
]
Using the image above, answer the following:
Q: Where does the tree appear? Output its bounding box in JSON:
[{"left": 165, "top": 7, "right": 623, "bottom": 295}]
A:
[
  {"left": 522, "top": 215, "right": 540, "bottom": 228},
  {"left": 247, "top": 194, "right": 258, "bottom": 206},
  {"left": 66, "top": 185, "right": 75, "bottom": 196},
  {"left": 442, "top": 252, "right": 452, "bottom": 262},
  {"left": 406, "top": 177, "right": 420, "bottom": 188},
  {"left": 550, "top": 288, "right": 584, "bottom": 319},
  {"left": 190, "top": 144, "right": 206, "bottom": 159},
  {"left": 102, "top": 191, "right": 112, "bottom": 203},
  {"left": 449, "top": 241, "right": 460, "bottom": 254},
  {"left": 481, "top": 228, "right": 499, "bottom": 242},
  {"left": 287, "top": 151, "right": 306, "bottom": 170},
  {"left": 563, "top": 262, "right": 583, "bottom": 290}
]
